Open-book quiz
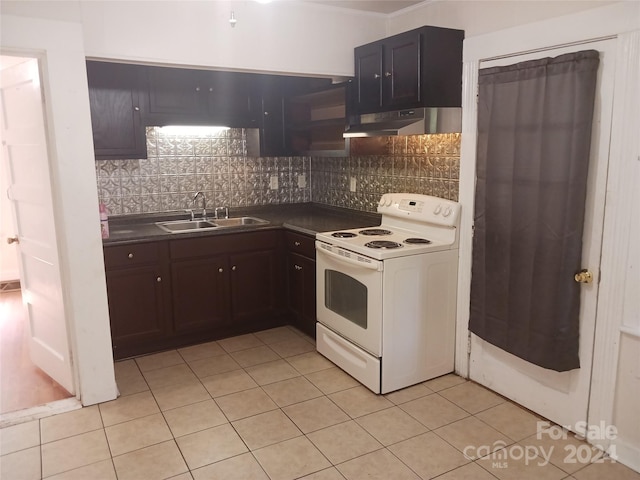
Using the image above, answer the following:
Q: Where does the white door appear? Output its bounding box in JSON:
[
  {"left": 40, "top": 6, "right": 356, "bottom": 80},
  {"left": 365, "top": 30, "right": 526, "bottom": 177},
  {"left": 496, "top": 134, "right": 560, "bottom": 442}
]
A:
[
  {"left": 0, "top": 56, "right": 74, "bottom": 393},
  {"left": 468, "top": 39, "right": 615, "bottom": 432}
]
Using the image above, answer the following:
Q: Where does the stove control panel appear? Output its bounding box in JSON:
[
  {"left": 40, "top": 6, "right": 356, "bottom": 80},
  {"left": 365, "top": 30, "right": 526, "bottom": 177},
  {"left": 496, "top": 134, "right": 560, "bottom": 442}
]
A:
[{"left": 378, "top": 193, "right": 460, "bottom": 227}]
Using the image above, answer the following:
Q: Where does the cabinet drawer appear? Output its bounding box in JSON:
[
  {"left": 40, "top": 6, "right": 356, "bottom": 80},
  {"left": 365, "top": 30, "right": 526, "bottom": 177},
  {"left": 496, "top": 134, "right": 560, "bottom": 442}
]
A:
[
  {"left": 104, "top": 242, "right": 164, "bottom": 269},
  {"left": 170, "top": 230, "right": 279, "bottom": 260},
  {"left": 285, "top": 231, "right": 315, "bottom": 258}
]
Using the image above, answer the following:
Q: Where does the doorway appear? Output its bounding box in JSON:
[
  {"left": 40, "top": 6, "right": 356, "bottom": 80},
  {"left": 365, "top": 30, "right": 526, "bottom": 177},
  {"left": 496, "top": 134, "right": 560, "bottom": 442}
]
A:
[{"left": 0, "top": 54, "right": 74, "bottom": 416}]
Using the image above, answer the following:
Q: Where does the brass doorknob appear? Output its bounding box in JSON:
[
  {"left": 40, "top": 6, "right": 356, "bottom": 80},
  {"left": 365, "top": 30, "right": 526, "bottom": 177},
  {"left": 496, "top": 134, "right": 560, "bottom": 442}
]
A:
[
  {"left": 574, "top": 269, "right": 593, "bottom": 284},
  {"left": 7, "top": 236, "right": 19, "bottom": 245}
]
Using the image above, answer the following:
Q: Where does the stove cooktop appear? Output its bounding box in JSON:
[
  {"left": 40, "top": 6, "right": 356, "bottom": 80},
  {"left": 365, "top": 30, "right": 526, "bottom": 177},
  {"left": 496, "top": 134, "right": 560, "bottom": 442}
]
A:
[{"left": 316, "top": 193, "right": 461, "bottom": 260}]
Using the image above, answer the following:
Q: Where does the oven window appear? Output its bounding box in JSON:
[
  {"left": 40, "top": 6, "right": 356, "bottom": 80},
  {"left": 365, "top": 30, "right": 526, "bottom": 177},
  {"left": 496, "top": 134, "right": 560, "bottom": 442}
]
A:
[{"left": 324, "top": 270, "right": 367, "bottom": 328}]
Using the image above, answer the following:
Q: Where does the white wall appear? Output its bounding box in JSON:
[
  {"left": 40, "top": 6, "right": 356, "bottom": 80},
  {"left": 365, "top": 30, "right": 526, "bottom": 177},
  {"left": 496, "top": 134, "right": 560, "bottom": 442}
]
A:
[
  {"left": 0, "top": 14, "right": 117, "bottom": 406},
  {"left": 2, "top": 0, "right": 386, "bottom": 78},
  {"left": 387, "top": 0, "right": 616, "bottom": 37}
]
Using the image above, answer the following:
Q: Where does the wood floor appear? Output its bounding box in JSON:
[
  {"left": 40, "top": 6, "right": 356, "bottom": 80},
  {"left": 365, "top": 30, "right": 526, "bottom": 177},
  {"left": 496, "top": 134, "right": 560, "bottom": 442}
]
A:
[{"left": 0, "top": 290, "right": 71, "bottom": 415}]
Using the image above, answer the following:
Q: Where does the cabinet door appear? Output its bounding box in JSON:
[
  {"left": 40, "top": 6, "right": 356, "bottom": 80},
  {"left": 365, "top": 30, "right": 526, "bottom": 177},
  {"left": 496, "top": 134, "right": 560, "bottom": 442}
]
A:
[
  {"left": 86, "top": 61, "right": 147, "bottom": 160},
  {"left": 147, "top": 66, "right": 205, "bottom": 119},
  {"left": 288, "top": 252, "right": 316, "bottom": 338},
  {"left": 206, "top": 71, "right": 258, "bottom": 127},
  {"left": 383, "top": 31, "right": 422, "bottom": 109},
  {"left": 105, "top": 264, "right": 169, "bottom": 358},
  {"left": 230, "top": 249, "right": 279, "bottom": 324},
  {"left": 354, "top": 43, "right": 383, "bottom": 113},
  {"left": 171, "top": 256, "right": 231, "bottom": 334}
]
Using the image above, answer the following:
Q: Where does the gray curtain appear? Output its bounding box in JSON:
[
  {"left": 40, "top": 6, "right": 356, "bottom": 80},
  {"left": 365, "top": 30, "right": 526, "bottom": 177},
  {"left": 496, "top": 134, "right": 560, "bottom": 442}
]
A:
[{"left": 469, "top": 50, "right": 599, "bottom": 372}]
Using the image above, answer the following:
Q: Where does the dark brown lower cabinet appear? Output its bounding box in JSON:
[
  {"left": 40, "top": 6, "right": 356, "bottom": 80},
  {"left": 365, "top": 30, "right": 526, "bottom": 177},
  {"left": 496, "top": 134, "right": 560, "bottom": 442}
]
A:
[
  {"left": 104, "top": 241, "right": 171, "bottom": 359},
  {"left": 285, "top": 231, "right": 317, "bottom": 338},
  {"left": 171, "top": 256, "right": 231, "bottom": 334}
]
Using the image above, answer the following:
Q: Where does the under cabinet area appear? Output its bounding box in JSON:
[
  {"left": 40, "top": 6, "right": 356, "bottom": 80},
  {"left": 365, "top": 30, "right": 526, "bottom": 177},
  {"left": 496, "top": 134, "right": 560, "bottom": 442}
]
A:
[{"left": 285, "top": 231, "right": 317, "bottom": 338}]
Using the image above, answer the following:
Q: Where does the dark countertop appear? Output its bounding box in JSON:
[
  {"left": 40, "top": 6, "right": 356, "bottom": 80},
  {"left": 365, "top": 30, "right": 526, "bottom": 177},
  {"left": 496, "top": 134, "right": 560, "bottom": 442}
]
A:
[{"left": 104, "top": 203, "right": 381, "bottom": 246}]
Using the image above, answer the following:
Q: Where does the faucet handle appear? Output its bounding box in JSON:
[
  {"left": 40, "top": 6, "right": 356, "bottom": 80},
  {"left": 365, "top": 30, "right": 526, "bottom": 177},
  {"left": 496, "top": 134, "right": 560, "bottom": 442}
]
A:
[{"left": 185, "top": 209, "right": 195, "bottom": 221}]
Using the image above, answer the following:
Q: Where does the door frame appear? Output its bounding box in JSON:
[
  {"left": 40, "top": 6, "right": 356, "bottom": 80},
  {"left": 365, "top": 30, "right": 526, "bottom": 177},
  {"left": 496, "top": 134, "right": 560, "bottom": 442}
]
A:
[
  {"left": 1, "top": 14, "right": 118, "bottom": 410},
  {"left": 455, "top": 0, "right": 639, "bottom": 451}
]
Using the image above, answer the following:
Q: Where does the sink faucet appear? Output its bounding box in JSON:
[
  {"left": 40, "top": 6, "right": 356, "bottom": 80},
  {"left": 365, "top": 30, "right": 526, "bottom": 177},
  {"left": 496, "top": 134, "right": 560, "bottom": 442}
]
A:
[
  {"left": 192, "top": 191, "right": 206, "bottom": 220},
  {"left": 214, "top": 206, "right": 229, "bottom": 220}
]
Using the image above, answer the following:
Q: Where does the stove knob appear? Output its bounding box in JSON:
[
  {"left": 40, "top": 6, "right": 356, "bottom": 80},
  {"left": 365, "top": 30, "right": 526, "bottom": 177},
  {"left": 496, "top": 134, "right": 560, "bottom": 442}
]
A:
[
  {"left": 378, "top": 195, "right": 387, "bottom": 206},
  {"left": 434, "top": 204, "right": 442, "bottom": 215},
  {"left": 443, "top": 206, "right": 452, "bottom": 217},
  {"left": 385, "top": 196, "right": 393, "bottom": 206}
]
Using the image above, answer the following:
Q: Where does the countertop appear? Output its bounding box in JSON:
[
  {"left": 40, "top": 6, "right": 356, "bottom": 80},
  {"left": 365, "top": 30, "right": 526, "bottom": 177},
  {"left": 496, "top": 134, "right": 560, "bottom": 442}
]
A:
[{"left": 103, "top": 203, "right": 381, "bottom": 246}]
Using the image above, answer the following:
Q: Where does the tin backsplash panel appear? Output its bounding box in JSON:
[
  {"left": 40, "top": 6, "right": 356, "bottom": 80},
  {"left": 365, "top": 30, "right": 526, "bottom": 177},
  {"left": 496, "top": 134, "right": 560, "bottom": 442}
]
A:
[
  {"left": 96, "top": 127, "right": 311, "bottom": 215},
  {"left": 96, "top": 128, "right": 459, "bottom": 216},
  {"left": 311, "top": 134, "right": 460, "bottom": 212}
]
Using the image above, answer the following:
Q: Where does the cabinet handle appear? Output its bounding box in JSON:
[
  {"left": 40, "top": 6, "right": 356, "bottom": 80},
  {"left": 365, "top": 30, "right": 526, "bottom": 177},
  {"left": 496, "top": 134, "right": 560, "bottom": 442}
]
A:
[
  {"left": 385, "top": 72, "right": 392, "bottom": 77},
  {"left": 128, "top": 253, "right": 134, "bottom": 259},
  {"left": 374, "top": 73, "right": 381, "bottom": 79},
  {"left": 209, "top": 87, "right": 213, "bottom": 92},
  {"left": 156, "top": 276, "right": 162, "bottom": 282},
  {"left": 264, "top": 111, "right": 269, "bottom": 116},
  {"left": 295, "top": 265, "right": 302, "bottom": 271},
  {"left": 294, "top": 241, "right": 301, "bottom": 246},
  {"left": 195, "top": 86, "right": 201, "bottom": 92},
  {"left": 218, "top": 268, "right": 224, "bottom": 273},
  {"left": 134, "top": 106, "right": 140, "bottom": 111},
  {"left": 232, "top": 265, "right": 237, "bottom": 271}
]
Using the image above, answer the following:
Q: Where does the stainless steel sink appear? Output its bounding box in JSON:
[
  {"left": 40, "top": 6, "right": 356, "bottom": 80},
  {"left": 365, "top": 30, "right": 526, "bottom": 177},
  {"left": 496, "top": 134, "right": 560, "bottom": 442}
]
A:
[
  {"left": 213, "top": 216, "right": 270, "bottom": 228},
  {"left": 156, "top": 220, "right": 219, "bottom": 233},
  {"left": 156, "top": 216, "right": 269, "bottom": 234}
]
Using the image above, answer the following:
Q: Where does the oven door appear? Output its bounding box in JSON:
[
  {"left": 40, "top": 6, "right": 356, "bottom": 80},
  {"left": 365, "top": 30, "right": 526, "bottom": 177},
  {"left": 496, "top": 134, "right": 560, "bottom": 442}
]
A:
[{"left": 315, "top": 241, "right": 383, "bottom": 356}]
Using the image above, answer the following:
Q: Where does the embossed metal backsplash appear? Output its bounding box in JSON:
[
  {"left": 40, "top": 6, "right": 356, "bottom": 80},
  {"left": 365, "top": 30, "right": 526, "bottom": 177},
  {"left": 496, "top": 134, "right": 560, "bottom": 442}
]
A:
[
  {"left": 312, "top": 134, "right": 460, "bottom": 212},
  {"left": 95, "top": 127, "right": 459, "bottom": 215},
  {"left": 96, "top": 127, "right": 311, "bottom": 215}
]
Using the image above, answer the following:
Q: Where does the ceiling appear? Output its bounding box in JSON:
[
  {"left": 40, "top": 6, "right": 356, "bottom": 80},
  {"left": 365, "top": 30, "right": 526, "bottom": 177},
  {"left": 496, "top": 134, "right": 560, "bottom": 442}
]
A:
[{"left": 306, "top": 1, "right": 425, "bottom": 14}]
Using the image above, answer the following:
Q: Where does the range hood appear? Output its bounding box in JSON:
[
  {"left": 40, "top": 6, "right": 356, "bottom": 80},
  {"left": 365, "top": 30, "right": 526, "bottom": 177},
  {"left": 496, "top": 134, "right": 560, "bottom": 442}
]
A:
[{"left": 343, "top": 107, "right": 461, "bottom": 138}]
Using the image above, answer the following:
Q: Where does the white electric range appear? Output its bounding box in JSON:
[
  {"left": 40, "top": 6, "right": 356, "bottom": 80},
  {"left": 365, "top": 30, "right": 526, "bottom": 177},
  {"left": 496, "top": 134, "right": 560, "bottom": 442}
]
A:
[{"left": 315, "top": 193, "right": 461, "bottom": 394}]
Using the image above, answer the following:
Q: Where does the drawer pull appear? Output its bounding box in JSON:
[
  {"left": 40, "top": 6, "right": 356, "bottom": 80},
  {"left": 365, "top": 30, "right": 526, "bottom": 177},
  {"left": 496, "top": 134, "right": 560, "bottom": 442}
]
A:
[
  {"left": 232, "top": 265, "right": 237, "bottom": 271},
  {"left": 156, "top": 276, "right": 162, "bottom": 282},
  {"left": 294, "top": 241, "right": 301, "bottom": 246},
  {"left": 295, "top": 265, "right": 303, "bottom": 271},
  {"left": 128, "top": 253, "right": 134, "bottom": 259},
  {"left": 218, "top": 268, "right": 224, "bottom": 273}
]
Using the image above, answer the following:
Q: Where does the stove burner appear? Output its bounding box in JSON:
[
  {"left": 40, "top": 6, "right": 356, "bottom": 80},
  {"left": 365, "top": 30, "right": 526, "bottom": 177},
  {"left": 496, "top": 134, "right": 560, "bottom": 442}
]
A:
[
  {"left": 404, "top": 238, "right": 432, "bottom": 245},
  {"left": 359, "top": 228, "right": 392, "bottom": 236},
  {"left": 365, "top": 240, "right": 403, "bottom": 249},
  {"left": 332, "top": 232, "right": 358, "bottom": 238}
]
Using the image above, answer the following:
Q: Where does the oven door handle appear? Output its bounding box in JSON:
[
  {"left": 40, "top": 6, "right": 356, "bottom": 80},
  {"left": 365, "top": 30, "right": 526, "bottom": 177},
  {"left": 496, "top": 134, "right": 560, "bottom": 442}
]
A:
[{"left": 316, "top": 244, "right": 383, "bottom": 271}]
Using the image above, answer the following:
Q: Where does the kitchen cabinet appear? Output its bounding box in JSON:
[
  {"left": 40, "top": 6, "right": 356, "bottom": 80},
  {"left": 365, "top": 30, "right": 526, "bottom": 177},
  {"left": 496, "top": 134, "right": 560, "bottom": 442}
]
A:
[
  {"left": 103, "top": 241, "right": 171, "bottom": 359},
  {"left": 285, "top": 231, "right": 316, "bottom": 338},
  {"left": 145, "top": 66, "right": 258, "bottom": 127},
  {"left": 285, "top": 82, "right": 351, "bottom": 156},
  {"left": 354, "top": 25, "right": 464, "bottom": 114},
  {"left": 169, "top": 230, "right": 285, "bottom": 336},
  {"left": 86, "top": 61, "right": 147, "bottom": 160}
]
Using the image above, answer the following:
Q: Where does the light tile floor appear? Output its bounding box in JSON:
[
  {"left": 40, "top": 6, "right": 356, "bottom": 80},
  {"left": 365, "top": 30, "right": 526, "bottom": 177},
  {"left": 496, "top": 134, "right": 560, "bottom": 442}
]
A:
[{"left": 2, "top": 325, "right": 639, "bottom": 480}]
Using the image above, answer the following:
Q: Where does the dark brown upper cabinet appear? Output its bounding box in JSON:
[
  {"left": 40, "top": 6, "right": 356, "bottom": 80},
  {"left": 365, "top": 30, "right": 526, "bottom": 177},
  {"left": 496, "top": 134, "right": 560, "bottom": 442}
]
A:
[
  {"left": 86, "top": 61, "right": 148, "bottom": 160},
  {"left": 145, "top": 66, "right": 259, "bottom": 128},
  {"left": 354, "top": 26, "right": 464, "bottom": 114}
]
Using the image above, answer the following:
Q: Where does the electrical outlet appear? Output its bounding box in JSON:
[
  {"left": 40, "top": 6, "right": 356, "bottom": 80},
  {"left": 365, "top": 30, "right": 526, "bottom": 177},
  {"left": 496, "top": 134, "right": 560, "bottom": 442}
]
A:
[
  {"left": 270, "top": 175, "right": 279, "bottom": 190},
  {"left": 297, "top": 174, "right": 306, "bottom": 188},
  {"left": 350, "top": 176, "right": 357, "bottom": 192}
]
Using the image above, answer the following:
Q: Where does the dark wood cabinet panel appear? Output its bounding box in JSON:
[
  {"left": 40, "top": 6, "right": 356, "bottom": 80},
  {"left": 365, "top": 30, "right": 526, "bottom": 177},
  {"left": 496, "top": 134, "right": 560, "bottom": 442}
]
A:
[
  {"left": 86, "top": 61, "right": 147, "bottom": 160},
  {"left": 147, "top": 66, "right": 204, "bottom": 119},
  {"left": 285, "top": 231, "right": 316, "bottom": 338},
  {"left": 171, "top": 256, "right": 231, "bottom": 334},
  {"left": 287, "top": 252, "right": 316, "bottom": 338},
  {"left": 353, "top": 25, "right": 464, "bottom": 114},
  {"left": 230, "top": 250, "right": 280, "bottom": 324},
  {"left": 104, "top": 241, "right": 170, "bottom": 359},
  {"left": 206, "top": 71, "right": 258, "bottom": 127}
]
